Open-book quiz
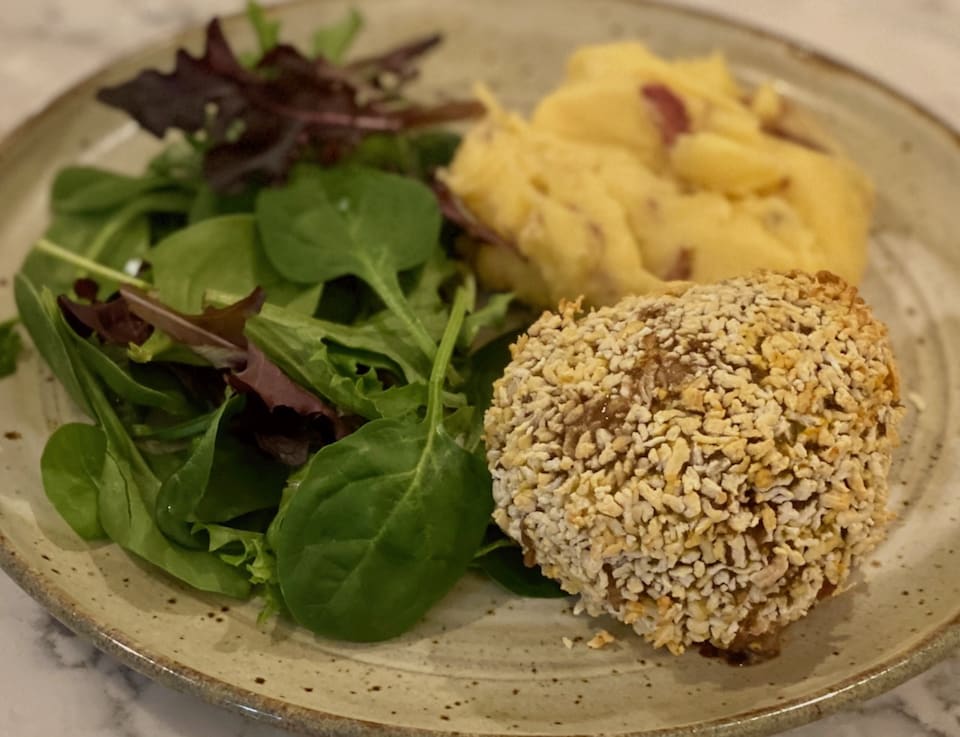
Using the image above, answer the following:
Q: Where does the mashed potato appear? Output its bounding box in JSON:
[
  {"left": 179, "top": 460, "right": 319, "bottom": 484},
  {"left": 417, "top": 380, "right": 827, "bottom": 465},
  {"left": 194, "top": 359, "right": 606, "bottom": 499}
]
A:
[{"left": 443, "top": 43, "right": 874, "bottom": 307}]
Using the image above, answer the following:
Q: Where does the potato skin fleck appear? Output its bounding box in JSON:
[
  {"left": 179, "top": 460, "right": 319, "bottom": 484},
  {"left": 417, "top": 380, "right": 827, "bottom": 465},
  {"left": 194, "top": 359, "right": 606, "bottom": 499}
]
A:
[{"left": 485, "top": 271, "right": 903, "bottom": 655}]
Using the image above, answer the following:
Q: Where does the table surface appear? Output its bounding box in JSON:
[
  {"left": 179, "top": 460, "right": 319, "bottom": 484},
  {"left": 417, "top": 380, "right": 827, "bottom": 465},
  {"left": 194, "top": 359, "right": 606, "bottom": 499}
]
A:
[{"left": 0, "top": 1, "right": 958, "bottom": 735}]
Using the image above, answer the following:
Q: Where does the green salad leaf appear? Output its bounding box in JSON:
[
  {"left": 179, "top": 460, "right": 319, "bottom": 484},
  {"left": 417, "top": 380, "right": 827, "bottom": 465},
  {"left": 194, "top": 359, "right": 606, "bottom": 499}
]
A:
[
  {"left": 275, "top": 288, "right": 493, "bottom": 640},
  {"left": 10, "top": 8, "right": 557, "bottom": 643},
  {"left": 0, "top": 319, "right": 23, "bottom": 378},
  {"left": 312, "top": 7, "right": 364, "bottom": 62},
  {"left": 150, "top": 214, "right": 321, "bottom": 314},
  {"left": 40, "top": 423, "right": 109, "bottom": 541},
  {"left": 256, "top": 166, "right": 441, "bottom": 359}
]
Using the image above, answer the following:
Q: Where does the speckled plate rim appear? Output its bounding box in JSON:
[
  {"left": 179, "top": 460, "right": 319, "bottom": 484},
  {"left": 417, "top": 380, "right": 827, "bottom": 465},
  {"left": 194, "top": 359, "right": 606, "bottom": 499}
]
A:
[{"left": 0, "top": 2, "right": 957, "bottom": 737}]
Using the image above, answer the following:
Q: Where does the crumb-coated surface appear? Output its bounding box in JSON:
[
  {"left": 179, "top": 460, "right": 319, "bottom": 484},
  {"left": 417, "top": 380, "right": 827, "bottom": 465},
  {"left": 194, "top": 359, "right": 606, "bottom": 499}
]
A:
[{"left": 486, "top": 271, "right": 904, "bottom": 654}]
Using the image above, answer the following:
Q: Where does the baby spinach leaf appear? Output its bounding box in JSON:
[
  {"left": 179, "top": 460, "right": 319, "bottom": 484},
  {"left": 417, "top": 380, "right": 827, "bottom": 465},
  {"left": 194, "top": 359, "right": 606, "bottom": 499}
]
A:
[
  {"left": 187, "top": 183, "right": 256, "bottom": 224},
  {"left": 35, "top": 301, "right": 253, "bottom": 597},
  {"left": 461, "top": 330, "right": 519, "bottom": 452},
  {"left": 77, "top": 191, "right": 192, "bottom": 267},
  {"left": 256, "top": 165, "right": 440, "bottom": 358},
  {"left": 14, "top": 274, "right": 91, "bottom": 414},
  {"left": 0, "top": 319, "right": 23, "bottom": 378},
  {"left": 73, "top": 337, "right": 192, "bottom": 415},
  {"left": 40, "top": 423, "right": 108, "bottom": 540},
  {"left": 150, "top": 215, "right": 321, "bottom": 314},
  {"left": 474, "top": 544, "right": 567, "bottom": 599},
  {"left": 50, "top": 166, "right": 173, "bottom": 215},
  {"left": 193, "top": 434, "right": 286, "bottom": 523},
  {"left": 265, "top": 454, "right": 315, "bottom": 554},
  {"left": 275, "top": 287, "right": 492, "bottom": 641},
  {"left": 132, "top": 409, "right": 218, "bottom": 441},
  {"left": 95, "top": 444, "right": 252, "bottom": 598},
  {"left": 155, "top": 396, "right": 242, "bottom": 548},
  {"left": 311, "top": 7, "right": 363, "bottom": 62}
]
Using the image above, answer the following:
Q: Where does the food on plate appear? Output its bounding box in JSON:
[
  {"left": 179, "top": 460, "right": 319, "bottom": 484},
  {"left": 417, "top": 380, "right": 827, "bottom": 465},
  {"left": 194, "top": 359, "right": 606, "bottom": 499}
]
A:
[
  {"left": 13, "top": 5, "right": 546, "bottom": 644},
  {"left": 443, "top": 43, "right": 874, "bottom": 307},
  {"left": 9, "top": 1, "right": 899, "bottom": 654},
  {"left": 485, "top": 271, "right": 904, "bottom": 656}
]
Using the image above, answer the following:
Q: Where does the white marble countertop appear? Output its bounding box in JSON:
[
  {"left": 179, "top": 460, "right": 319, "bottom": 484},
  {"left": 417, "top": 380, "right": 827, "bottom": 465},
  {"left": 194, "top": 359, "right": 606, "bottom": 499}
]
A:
[{"left": 0, "top": 0, "right": 958, "bottom": 735}]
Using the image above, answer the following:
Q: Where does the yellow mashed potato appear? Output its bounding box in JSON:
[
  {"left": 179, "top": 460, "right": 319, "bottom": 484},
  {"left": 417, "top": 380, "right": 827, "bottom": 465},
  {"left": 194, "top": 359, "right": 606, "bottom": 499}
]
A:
[{"left": 442, "top": 43, "right": 873, "bottom": 307}]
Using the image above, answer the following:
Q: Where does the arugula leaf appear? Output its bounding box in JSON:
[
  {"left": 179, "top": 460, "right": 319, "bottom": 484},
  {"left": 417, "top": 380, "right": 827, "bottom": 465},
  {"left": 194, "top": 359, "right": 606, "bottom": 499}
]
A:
[
  {"left": 40, "top": 423, "right": 108, "bottom": 540},
  {"left": 245, "top": 1, "right": 280, "bottom": 63},
  {"left": 149, "top": 214, "right": 321, "bottom": 313},
  {"left": 244, "top": 307, "right": 426, "bottom": 420},
  {"left": 275, "top": 287, "right": 492, "bottom": 641},
  {"left": 209, "top": 249, "right": 456, "bottom": 388},
  {"left": 257, "top": 166, "right": 441, "bottom": 358},
  {"left": 196, "top": 522, "right": 276, "bottom": 585},
  {"left": 0, "top": 319, "right": 23, "bottom": 378},
  {"left": 241, "top": 299, "right": 425, "bottom": 386},
  {"left": 312, "top": 8, "right": 364, "bottom": 62},
  {"left": 461, "top": 292, "right": 514, "bottom": 349}
]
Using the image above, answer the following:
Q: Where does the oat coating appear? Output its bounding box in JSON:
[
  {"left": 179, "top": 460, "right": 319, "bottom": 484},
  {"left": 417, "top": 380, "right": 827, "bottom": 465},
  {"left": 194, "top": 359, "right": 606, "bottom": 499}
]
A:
[{"left": 484, "top": 271, "right": 904, "bottom": 655}]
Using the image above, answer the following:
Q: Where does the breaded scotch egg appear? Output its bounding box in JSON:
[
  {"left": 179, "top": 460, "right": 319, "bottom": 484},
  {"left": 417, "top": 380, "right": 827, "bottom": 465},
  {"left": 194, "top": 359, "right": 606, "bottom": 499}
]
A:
[{"left": 484, "top": 271, "right": 904, "bottom": 656}]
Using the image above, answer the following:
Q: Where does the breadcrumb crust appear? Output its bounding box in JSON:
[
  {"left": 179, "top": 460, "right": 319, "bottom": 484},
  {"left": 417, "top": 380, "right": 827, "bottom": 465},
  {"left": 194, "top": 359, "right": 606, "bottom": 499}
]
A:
[{"left": 485, "top": 271, "right": 904, "bottom": 655}]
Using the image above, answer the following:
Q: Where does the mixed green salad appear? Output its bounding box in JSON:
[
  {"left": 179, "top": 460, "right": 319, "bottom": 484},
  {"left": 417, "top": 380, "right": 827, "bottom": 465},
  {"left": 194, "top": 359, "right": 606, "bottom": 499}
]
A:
[{"left": 9, "top": 4, "right": 564, "bottom": 642}]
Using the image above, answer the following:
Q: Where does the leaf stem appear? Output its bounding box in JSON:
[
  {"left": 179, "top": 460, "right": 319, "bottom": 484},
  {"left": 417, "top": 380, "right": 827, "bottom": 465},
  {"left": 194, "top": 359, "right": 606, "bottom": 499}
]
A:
[
  {"left": 427, "top": 287, "right": 468, "bottom": 431},
  {"left": 472, "top": 536, "right": 516, "bottom": 559},
  {"left": 366, "top": 270, "right": 437, "bottom": 361},
  {"left": 132, "top": 410, "right": 218, "bottom": 441},
  {"left": 33, "top": 239, "right": 151, "bottom": 290}
]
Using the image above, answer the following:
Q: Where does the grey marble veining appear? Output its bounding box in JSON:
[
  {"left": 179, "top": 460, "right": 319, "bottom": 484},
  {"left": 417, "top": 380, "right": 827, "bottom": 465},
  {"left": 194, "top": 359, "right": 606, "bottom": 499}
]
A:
[{"left": 0, "top": 1, "right": 958, "bottom": 735}]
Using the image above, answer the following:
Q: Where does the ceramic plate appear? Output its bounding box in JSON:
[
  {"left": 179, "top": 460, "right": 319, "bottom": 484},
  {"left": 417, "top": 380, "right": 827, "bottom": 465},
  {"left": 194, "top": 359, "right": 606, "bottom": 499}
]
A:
[{"left": 0, "top": 1, "right": 957, "bottom": 736}]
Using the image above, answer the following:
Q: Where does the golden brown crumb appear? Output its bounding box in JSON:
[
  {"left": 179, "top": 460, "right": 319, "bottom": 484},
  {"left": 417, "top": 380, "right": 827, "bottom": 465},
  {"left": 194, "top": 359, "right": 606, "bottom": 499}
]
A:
[
  {"left": 485, "top": 271, "right": 904, "bottom": 655},
  {"left": 587, "top": 629, "right": 616, "bottom": 650}
]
